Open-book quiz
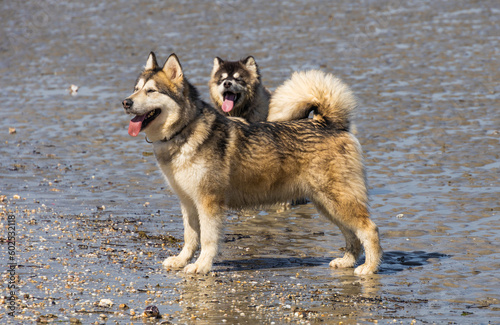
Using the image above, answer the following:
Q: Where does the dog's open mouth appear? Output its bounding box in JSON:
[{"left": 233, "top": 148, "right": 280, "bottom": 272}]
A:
[
  {"left": 128, "top": 108, "right": 161, "bottom": 137},
  {"left": 221, "top": 92, "right": 239, "bottom": 113}
]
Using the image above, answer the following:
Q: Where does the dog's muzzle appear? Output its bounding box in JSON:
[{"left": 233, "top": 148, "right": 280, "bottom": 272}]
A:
[{"left": 122, "top": 98, "right": 133, "bottom": 110}]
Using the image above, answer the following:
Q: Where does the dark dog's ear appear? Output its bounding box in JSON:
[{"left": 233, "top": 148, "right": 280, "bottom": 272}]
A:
[
  {"left": 215, "top": 57, "right": 224, "bottom": 66},
  {"left": 145, "top": 52, "right": 159, "bottom": 70},
  {"left": 162, "top": 53, "right": 183, "bottom": 82},
  {"left": 211, "top": 57, "right": 224, "bottom": 75},
  {"left": 242, "top": 56, "right": 257, "bottom": 73}
]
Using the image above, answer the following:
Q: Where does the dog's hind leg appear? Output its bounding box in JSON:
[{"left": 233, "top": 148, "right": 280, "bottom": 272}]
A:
[
  {"left": 183, "top": 195, "right": 223, "bottom": 274},
  {"left": 330, "top": 224, "right": 362, "bottom": 269},
  {"left": 313, "top": 201, "right": 361, "bottom": 269},
  {"left": 312, "top": 194, "right": 382, "bottom": 275},
  {"left": 352, "top": 217, "right": 382, "bottom": 275},
  {"left": 163, "top": 201, "right": 199, "bottom": 270}
]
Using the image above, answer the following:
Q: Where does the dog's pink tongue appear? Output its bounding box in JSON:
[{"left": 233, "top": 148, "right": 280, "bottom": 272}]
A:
[
  {"left": 128, "top": 114, "right": 146, "bottom": 137},
  {"left": 222, "top": 93, "right": 236, "bottom": 113}
]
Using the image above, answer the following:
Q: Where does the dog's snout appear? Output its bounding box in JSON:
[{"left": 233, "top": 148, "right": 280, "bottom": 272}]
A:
[
  {"left": 122, "top": 98, "right": 133, "bottom": 110},
  {"left": 223, "top": 80, "right": 232, "bottom": 89}
]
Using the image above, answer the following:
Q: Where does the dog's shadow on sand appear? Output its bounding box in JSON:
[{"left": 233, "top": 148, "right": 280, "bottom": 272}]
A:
[
  {"left": 215, "top": 251, "right": 450, "bottom": 274},
  {"left": 377, "top": 251, "right": 450, "bottom": 274}
]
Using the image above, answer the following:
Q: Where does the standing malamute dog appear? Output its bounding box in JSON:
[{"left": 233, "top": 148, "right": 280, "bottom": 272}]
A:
[
  {"left": 209, "top": 56, "right": 271, "bottom": 122},
  {"left": 122, "top": 52, "right": 382, "bottom": 275}
]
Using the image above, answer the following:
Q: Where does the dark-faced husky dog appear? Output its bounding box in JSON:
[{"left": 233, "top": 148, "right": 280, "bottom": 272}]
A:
[
  {"left": 122, "top": 52, "right": 382, "bottom": 275},
  {"left": 209, "top": 56, "right": 271, "bottom": 123}
]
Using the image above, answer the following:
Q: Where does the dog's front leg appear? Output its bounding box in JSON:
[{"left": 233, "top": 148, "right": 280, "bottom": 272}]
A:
[
  {"left": 163, "top": 201, "right": 199, "bottom": 270},
  {"left": 183, "top": 198, "right": 222, "bottom": 274}
]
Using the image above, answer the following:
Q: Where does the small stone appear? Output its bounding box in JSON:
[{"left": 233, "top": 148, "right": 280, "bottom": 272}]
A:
[
  {"left": 37, "top": 314, "right": 58, "bottom": 323},
  {"left": 119, "top": 303, "right": 129, "bottom": 310},
  {"left": 98, "top": 298, "right": 114, "bottom": 308},
  {"left": 9, "top": 127, "right": 16, "bottom": 134},
  {"left": 69, "top": 84, "right": 79, "bottom": 94},
  {"left": 144, "top": 305, "right": 160, "bottom": 318}
]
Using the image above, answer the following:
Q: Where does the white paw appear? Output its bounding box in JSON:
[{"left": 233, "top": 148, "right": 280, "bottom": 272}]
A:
[
  {"left": 163, "top": 256, "right": 188, "bottom": 269},
  {"left": 354, "top": 263, "right": 377, "bottom": 275},
  {"left": 183, "top": 262, "right": 211, "bottom": 275},
  {"left": 329, "top": 257, "right": 355, "bottom": 269}
]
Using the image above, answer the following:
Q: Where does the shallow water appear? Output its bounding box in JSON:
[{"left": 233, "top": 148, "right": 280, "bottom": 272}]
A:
[{"left": 1, "top": 0, "right": 499, "bottom": 324}]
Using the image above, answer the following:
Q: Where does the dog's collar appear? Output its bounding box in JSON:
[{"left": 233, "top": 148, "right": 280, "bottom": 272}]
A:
[{"left": 144, "top": 124, "right": 187, "bottom": 144}]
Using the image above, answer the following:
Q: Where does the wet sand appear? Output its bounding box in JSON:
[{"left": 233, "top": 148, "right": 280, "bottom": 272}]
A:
[{"left": 1, "top": 0, "right": 499, "bottom": 324}]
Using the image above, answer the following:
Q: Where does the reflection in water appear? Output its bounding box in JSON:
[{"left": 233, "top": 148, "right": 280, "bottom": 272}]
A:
[{"left": 177, "top": 270, "right": 384, "bottom": 324}]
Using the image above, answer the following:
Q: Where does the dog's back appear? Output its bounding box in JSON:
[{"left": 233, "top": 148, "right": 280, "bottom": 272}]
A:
[{"left": 223, "top": 118, "right": 364, "bottom": 209}]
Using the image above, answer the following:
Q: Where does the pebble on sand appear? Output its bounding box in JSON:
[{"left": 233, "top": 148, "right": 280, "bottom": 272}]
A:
[{"left": 97, "top": 298, "right": 114, "bottom": 308}]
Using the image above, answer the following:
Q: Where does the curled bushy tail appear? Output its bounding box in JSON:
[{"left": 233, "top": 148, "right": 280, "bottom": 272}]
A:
[{"left": 268, "top": 70, "right": 356, "bottom": 129}]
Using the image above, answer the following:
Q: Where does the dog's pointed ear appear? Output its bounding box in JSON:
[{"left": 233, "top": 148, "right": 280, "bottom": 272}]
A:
[
  {"left": 215, "top": 57, "right": 224, "bottom": 67},
  {"left": 162, "top": 53, "right": 183, "bottom": 82},
  {"left": 242, "top": 56, "right": 257, "bottom": 73},
  {"left": 145, "top": 52, "right": 159, "bottom": 70},
  {"left": 211, "top": 57, "right": 223, "bottom": 75},
  {"left": 241, "top": 55, "right": 257, "bottom": 68},
  {"left": 241, "top": 55, "right": 260, "bottom": 76}
]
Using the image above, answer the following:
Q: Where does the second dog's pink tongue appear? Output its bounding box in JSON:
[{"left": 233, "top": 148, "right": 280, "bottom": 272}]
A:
[
  {"left": 128, "top": 114, "right": 146, "bottom": 137},
  {"left": 222, "top": 93, "right": 236, "bottom": 113}
]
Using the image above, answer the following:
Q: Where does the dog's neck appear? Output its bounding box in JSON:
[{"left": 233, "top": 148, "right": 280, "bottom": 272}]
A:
[
  {"left": 143, "top": 122, "right": 186, "bottom": 143},
  {"left": 162, "top": 123, "right": 188, "bottom": 143}
]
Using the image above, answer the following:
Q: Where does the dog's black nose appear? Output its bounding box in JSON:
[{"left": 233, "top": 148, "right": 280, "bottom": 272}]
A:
[
  {"left": 223, "top": 80, "right": 232, "bottom": 89},
  {"left": 122, "top": 98, "right": 133, "bottom": 109}
]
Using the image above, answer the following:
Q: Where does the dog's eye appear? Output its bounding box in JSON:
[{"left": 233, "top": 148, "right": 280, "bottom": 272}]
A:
[{"left": 146, "top": 89, "right": 156, "bottom": 94}]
